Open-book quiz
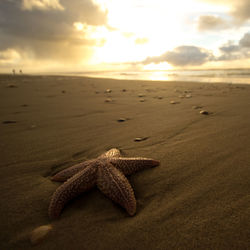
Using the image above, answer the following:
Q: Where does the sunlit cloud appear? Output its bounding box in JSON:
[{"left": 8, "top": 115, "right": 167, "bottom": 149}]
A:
[
  {"left": 0, "top": 49, "right": 21, "bottom": 67},
  {"left": 197, "top": 15, "right": 230, "bottom": 31},
  {"left": 135, "top": 38, "right": 149, "bottom": 45},
  {"left": 21, "top": 0, "right": 64, "bottom": 11},
  {"left": 199, "top": 0, "right": 250, "bottom": 22}
]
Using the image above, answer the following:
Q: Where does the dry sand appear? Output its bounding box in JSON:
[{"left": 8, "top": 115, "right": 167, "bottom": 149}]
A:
[{"left": 0, "top": 74, "right": 250, "bottom": 249}]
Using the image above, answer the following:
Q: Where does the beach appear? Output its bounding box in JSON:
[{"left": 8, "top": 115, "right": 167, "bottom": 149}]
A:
[{"left": 1, "top": 74, "right": 250, "bottom": 249}]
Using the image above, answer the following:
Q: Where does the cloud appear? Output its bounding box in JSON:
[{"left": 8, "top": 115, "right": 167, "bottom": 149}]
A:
[
  {"left": 219, "top": 43, "right": 240, "bottom": 53},
  {"left": 216, "top": 32, "right": 250, "bottom": 61},
  {"left": 231, "top": 0, "right": 250, "bottom": 22},
  {"left": 239, "top": 33, "right": 250, "bottom": 47},
  {"left": 0, "top": 0, "right": 107, "bottom": 66},
  {"left": 0, "top": 49, "right": 20, "bottom": 65},
  {"left": 197, "top": 15, "right": 229, "bottom": 31},
  {"left": 199, "top": 0, "right": 250, "bottom": 22},
  {"left": 143, "top": 46, "right": 213, "bottom": 66},
  {"left": 21, "top": 0, "right": 64, "bottom": 11},
  {"left": 135, "top": 37, "right": 149, "bottom": 45},
  {"left": 142, "top": 32, "right": 250, "bottom": 67}
]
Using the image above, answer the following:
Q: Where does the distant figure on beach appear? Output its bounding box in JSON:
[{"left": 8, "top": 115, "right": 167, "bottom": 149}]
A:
[
  {"left": 19, "top": 69, "right": 23, "bottom": 74},
  {"left": 12, "top": 69, "right": 15, "bottom": 75}
]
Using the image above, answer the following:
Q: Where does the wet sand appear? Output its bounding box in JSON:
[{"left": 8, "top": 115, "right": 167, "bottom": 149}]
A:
[{"left": 0, "top": 74, "right": 250, "bottom": 249}]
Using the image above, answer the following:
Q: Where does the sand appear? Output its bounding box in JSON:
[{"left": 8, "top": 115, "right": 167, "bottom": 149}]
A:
[{"left": 0, "top": 74, "right": 250, "bottom": 249}]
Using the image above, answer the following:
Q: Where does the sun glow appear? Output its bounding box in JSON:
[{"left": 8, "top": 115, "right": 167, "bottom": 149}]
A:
[
  {"left": 91, "top": 0, "right": 213, "bottom": 68},
  {"left": 74, "top": 22, "right": 84, "bottom": 31},
  {"left": 86, "top": 0, "right": 234, "bottom": 70}
]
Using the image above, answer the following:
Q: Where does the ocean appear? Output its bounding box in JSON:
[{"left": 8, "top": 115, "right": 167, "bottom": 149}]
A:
[{"left": 72, "top": 68, "right": 250, "bottom": 84}]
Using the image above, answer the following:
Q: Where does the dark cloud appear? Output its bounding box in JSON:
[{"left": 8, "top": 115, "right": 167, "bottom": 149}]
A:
[
  {"left": 219, "top": 44, "right": 240, "bottom": 53},
  {"left": 0, "top": 0, "right": 107, "bottom": 63},
  {"left": 197, "top": 15, "right": 229, "bottom": 31},
  {"left": 143, "top": 46, "right": 213, "bottom": 66}
]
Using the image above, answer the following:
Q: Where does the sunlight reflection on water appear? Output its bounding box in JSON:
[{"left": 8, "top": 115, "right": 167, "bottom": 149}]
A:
[{"left": 72, "top": 69, "right": 250, "bottom": 84}]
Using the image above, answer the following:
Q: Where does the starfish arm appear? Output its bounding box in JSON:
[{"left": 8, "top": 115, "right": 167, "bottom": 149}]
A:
[
  {"left": 97, "top": 162, "right": 136, "bottom": 216},
  {"left": 51, "top": 160, "right": 94, "bottom": 182},
  {"left": 99, "top": 148, "right": 121, "bottom": 158},
  {"left": 48, "top": 165, "right": 97, "bottom": 219},
  {"left": 110, "top": 157, "right": 160, "bottom": 176}
]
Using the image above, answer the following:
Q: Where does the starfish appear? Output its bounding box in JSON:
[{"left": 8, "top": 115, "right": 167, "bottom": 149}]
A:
[{"left": 49, "top": 148, "right": 160, "bottom": 219}]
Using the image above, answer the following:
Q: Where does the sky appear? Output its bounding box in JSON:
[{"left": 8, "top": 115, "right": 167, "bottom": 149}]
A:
[{"left": 0, "top": 0, "right": 250, "bottom": 73}]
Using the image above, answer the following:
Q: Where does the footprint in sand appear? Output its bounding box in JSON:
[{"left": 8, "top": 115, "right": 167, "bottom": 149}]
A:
[
  {"left": 192, "top": 105, "right": 203, "bottom": 109},
  {"left": 2, "top": 120, "right": 17, "bottom": 124},
  {"left": 6, "top": 84, "right": 17, "bottom": 88}
]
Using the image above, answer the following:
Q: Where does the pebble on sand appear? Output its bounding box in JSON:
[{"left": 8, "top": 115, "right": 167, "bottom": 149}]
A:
[
  {"left": 170, "top": 101, "right": 179, "bottom": 104},
  {"left": 30, "top": 224, "right": 52, "bottom": 245},
  {"left": 105, "top": 89, "right": 112, "bottom": 93},
  {"left": 105, "top": 98, "right": 113, "bottom": 103},
  {"left": 139, "top": 99, "right": 146, "bottom": 102},
  {"left": 200, "top": 110, "right": 209, "bottom": 115},
  {"left": 134, "top": 137, "right": 149, "bottom": 142},
  {"left": 138, "top": 93, "right": 145, "bottom": 97},
  {"left": 117, "top": 118, "right": 126, "bottom": 122}
]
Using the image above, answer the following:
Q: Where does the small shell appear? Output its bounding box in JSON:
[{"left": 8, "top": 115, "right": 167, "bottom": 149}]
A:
[
  {"left": 105, "top": 89, "right": 112, "bottom": 93},
  {"left": 30, "top": 224, "right": 52, "bottom": 245}
]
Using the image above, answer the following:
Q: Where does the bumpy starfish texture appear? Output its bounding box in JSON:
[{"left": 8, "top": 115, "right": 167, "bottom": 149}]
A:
[{"left": 49, "top": 148, "right": 159, "bottom": 219}]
